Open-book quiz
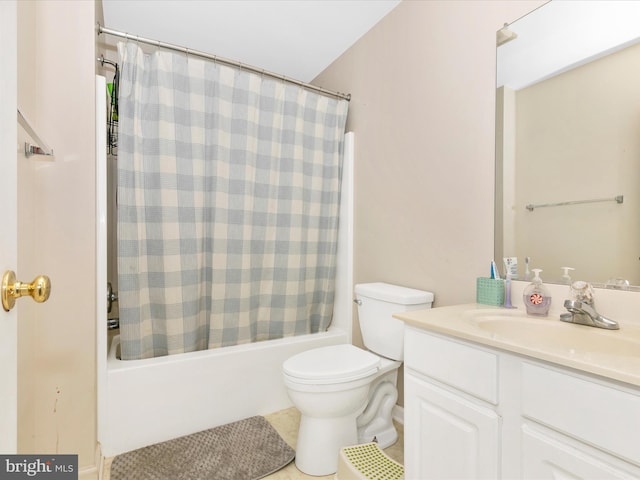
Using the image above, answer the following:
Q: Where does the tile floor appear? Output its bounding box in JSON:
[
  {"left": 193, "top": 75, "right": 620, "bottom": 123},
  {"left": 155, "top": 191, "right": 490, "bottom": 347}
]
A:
[
  {"left": 264, "top": 407, "right": 404, "bottom": 479},
  {"left": 101, "top": 407, "right": 404, "bottom": 479}
]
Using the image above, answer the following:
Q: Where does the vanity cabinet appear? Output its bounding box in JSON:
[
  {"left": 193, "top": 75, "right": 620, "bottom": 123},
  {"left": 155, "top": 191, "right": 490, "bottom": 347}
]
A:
[
  {"left": 404, "top": 325, "right": 640, "bottom": 479},
  {"left": 404, "top": 326, "right": 501, "bottom": 479},
  {"left": 404, "top": 373, "right": 500, "bottom": 478}
]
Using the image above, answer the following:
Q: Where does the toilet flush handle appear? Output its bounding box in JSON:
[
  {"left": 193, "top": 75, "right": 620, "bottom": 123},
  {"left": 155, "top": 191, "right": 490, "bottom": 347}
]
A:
[{"left": 353, "top": 299, "right": 362, "bottom": 305}]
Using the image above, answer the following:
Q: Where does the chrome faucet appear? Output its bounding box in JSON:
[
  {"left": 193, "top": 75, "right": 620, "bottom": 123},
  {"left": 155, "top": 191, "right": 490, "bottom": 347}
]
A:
[{"left": 561, "top": 299, "right": 619, "bottom": 330}]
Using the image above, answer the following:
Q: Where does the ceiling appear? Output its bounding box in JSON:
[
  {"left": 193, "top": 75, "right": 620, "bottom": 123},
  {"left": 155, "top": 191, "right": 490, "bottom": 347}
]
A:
[{"left": 101, "top": 0, "right": 401, "bottom": 83}]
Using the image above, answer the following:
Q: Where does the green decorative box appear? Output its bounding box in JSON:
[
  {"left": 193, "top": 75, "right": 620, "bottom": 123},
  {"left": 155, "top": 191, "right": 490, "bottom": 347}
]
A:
[{"left": 476, "top": 277, "right": 505, "bottom": 306}]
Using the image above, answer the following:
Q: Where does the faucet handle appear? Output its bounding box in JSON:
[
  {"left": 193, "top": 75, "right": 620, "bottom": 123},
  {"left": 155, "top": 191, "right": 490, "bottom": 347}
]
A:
[{"left": 570, "top": 281, "right": 594, "bottom": 305}]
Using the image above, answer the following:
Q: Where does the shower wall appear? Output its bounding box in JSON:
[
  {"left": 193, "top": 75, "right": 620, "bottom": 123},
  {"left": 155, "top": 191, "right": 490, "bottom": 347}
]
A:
[{"left": 107, "top": 154, "right": 119, "bottom": 321}]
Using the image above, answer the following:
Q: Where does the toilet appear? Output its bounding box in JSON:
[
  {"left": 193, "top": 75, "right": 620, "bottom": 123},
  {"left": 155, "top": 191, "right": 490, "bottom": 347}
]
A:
[{"left": 282, "top": 282, "right": 434, "bottom": 476}]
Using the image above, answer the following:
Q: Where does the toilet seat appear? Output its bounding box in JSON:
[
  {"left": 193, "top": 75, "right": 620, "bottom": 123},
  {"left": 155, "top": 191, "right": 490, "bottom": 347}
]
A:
[{"left": 283, "top": 344, "right": 381, "bottom": 385}]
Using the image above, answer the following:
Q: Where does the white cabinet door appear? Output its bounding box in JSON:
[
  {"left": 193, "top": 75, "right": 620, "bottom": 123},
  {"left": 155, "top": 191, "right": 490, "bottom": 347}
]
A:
[
  {"left": 522, "top": 424, "right": 640, "bottom": 479},
  {"left": 405, "top": 372, "right": 501, "bottom": 479}
]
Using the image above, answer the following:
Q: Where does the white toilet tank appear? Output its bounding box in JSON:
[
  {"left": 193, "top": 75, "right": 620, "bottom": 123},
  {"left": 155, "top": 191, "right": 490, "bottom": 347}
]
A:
[{"left": 355, "top": 282, "right": 434, "bottom": 361}]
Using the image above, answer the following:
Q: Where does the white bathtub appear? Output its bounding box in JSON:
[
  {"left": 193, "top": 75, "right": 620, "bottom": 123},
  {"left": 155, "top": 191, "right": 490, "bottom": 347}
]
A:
[
  {"left": 96, "top": 112, "right": 355, "bottom": 458},
  {"left": 101, "top": 329, "right": 347, "bottom": 457}
]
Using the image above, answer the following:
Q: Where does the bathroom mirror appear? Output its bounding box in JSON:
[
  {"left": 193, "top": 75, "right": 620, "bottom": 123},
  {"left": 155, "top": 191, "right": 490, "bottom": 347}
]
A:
[{"left": 495, "top": 0, "right": 640, "bottom": 287}]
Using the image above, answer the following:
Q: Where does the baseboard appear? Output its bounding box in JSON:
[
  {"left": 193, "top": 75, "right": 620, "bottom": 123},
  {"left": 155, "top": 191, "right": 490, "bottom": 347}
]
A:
[
  {"left": 97, "top": 450, "right": 105, "bottom": 480},
  {"left": 77, "top": 443, "right": 101, "bottom": 480},
  {"left": 79, "top": 465, "right": 98, "bottom": 480},
  {"left": 392, "top": 405, "right": 404, "bottom": 425}
]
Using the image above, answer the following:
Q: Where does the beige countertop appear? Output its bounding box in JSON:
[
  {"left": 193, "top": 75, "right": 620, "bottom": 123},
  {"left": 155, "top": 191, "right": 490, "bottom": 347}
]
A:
[{"left": 395, "top": 304, "right": 640, "bottom": 388}]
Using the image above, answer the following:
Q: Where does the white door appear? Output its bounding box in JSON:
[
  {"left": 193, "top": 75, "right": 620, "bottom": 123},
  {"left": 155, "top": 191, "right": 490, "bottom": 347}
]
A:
[{"left": 0, "top": 0, "right": 18, "bottom": 453}]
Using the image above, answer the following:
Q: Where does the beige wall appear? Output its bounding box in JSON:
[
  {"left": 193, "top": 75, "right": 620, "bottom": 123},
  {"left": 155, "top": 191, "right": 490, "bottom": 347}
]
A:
[
  {"left": 17, "top": 0, "right": 97, "bottom": 473},
  {"left": 313, "top": 0, "right": 544, "bottom": 340},
  {"left": 512, "top": 42, "right": 640, "bottom": 285}
]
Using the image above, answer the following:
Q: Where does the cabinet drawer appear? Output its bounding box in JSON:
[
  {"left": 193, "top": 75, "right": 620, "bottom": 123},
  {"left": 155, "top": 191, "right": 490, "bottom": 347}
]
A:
[
  {"left": 522, "top": 423, "right": 640, "bottom": 478},
  {"left": 405, "top": 326, "right": 498, "bottom": 404},
  {"left": 522, "top": 363, "right": 640, "bottom": 465}
]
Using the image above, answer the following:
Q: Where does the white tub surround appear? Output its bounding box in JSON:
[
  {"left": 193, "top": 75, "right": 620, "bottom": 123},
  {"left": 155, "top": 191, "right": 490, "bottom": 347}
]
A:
[{"left": 102, "top": 331, "right": 346, "bottom": 457}]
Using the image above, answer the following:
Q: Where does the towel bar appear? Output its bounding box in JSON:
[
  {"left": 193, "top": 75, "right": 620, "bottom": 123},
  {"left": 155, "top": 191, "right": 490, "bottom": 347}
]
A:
[{"left": 17, "top": 109, "right": 54, "bottom": 158}]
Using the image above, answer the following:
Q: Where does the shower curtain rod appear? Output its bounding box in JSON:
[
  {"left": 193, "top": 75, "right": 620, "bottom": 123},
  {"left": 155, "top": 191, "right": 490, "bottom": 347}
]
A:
[{"left": 97, "top": 24, "right": 351, "bottom": 101}]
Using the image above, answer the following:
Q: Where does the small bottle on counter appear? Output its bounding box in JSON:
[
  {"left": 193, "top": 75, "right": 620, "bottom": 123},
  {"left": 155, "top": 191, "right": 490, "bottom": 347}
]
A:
[{"left": 523, "top": 269, "right": 551, "bottom": 316}]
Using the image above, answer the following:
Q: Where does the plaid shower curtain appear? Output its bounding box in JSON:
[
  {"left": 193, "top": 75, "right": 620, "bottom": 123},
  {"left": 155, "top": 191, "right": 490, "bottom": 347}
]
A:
[{"left": 116, "top": 42, "right": 349, "bottom": 360}]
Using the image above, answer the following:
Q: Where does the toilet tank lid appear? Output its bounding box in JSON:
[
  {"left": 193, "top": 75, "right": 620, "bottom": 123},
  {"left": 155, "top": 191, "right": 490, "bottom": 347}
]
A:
[{"left": 355, "top": 282, "right": 434, "bottom": 305}]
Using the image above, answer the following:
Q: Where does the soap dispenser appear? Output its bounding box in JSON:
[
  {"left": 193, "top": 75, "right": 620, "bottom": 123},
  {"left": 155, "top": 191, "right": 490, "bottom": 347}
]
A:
[
  {"left": 560, "top": 267, "right": 575, "bottom": 285},
  {"left": 523, "top": 269, "right": 551, "bottom": 316}
]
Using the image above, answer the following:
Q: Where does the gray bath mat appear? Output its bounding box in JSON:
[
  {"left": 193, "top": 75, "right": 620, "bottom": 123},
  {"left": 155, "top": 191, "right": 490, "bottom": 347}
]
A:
[{"left": 110, "top": 416, "right": 295, "bottom": 480}]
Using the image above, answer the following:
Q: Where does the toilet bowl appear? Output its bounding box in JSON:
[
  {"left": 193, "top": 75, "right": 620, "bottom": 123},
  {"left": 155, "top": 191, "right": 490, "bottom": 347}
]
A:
[
  {"left": 283, "top": 344, "right": 400, "bottom": 476},
  {"left": 282, "top": 282, "right": 434, "bottom": 476}
]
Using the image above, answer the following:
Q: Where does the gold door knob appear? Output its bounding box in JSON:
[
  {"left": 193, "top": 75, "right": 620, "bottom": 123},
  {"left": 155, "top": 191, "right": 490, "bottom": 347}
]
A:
[{"left": 2, "top": 270, "right": 51, "bottom": 312}]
